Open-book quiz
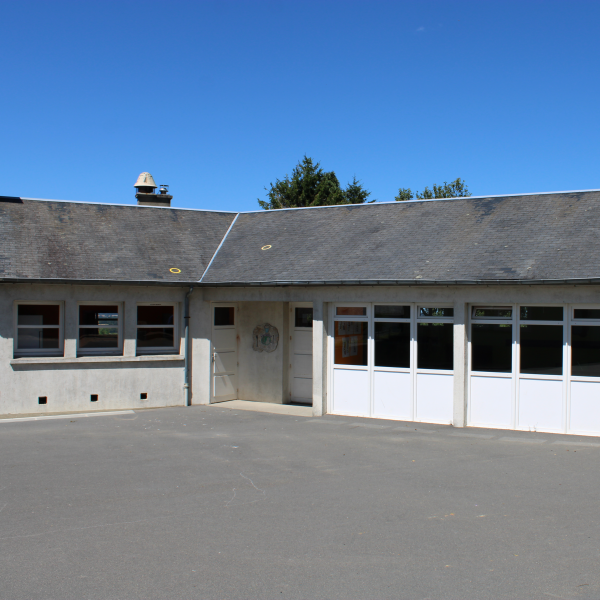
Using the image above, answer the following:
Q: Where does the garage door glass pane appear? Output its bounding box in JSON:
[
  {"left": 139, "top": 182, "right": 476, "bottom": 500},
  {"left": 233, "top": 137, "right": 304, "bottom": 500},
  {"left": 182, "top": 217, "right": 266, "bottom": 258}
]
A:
[
  {"left": 336, "top": 307, "right": 367, "bottom": 316},
  {"left": 417, "top": 323, "right": 453, "bottom": 370},
  {"left": 375, "top": 322, "right": 410, "bottom": 368},
  {"left": 520, "top": 325, "right": 563, "bottom": 375},
  {"left": 572, "top": 326, "right": 600, "bottom": 377},
  {"left": 574, "top": 309, "right": 600, "bottom": 320},
  {"left": 334, "top": 321, "right": 368, "bottom": 366},
  {"left": 214, "top": 307, "right": 235, "bottom": 326},
  {"left": 472, "top": 324, "right": 512, "bottom": 373},
  {"left": 520, "top": 306, "right": 563, "bottom": 321},
  {"left": 374, "top": 305, "right": 410, "bottom": 319}
]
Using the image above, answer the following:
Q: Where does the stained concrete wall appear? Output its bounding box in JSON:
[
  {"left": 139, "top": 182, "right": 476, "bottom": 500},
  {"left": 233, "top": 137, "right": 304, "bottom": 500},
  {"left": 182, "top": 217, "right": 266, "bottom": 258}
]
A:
[
  {"left": 237, "top": 301, "right": 287, "bottom": 403},
  {"left": 0, "top": 283, "right": 188, "bottom": 415}
]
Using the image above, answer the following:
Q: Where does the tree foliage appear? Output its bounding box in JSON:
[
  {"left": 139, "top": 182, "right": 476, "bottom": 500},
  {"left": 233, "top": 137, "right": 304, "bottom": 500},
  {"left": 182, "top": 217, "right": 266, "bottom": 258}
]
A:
[
  {"left": 395, "top": 178, "right": 471, "bottom": 202},
  {"left": 258, "top": 156, "right": 373, "bottom": 209}
]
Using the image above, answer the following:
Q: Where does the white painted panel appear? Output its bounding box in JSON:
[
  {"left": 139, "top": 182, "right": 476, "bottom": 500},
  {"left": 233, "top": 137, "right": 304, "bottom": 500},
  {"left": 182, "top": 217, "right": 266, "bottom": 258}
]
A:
[
  {"left": 373, "top": 371, "right": 412, "bottom": 420},
  {"left": 214, "top": 351, "right": 236, "bottom": 374},
  {"left": 470, "top": 376, "right": 512, "bottom": 428},
  {"left": 291, "top": 377, "right": 312, "bottom": 402},
  {"left": 416, "top": 373, "right": 453, "bottom": 424},
  {"left": 293, "top": 330, "right": 313, "bottom": 354},
  {"left": 213, "top": 328, "right": 236, "bottom": 351},
  {"left": 294, "top": 354, "right": 312, "bottom": 379},
  {"left": 570, "top": 381, "right": 600, "bottom": 435},
  {"left": 332, "top": 368, "right": 370, "bottom": 416},
  {"left": 214, "top": 375, "right": 237, "bottom": 399},
  {"left": 518, "top": 378, "right": 563, "bottom": 432}
]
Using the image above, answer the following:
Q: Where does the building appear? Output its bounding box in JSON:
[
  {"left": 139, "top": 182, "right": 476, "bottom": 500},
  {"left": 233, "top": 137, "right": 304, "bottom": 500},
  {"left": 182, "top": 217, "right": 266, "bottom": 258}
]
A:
[{"left": 2, "top": 176, "right": 600, "bottom": 437}]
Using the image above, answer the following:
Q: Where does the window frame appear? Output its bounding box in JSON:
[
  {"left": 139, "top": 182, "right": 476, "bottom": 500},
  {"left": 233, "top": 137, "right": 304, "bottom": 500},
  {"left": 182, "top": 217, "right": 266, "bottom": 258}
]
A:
[
  {"left": 77, "top": 301, "right": 123, "bottom": 356},
  {"left": 136, "top": 302, "right": 179, "bottom": 355},
  {"left": 14, "top": 301, "right": 64, "bottom": 358}
]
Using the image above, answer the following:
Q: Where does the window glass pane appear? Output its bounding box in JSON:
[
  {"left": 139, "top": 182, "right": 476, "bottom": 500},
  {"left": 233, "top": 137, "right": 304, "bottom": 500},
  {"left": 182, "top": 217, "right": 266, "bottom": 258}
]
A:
[
  {"left": 471, "top": 324, "right": 512, "bottom": 372},
  {"left": 137, "top": 306, "right": 174, "bottom": 326},
  {"left": 17, "top": 328, "right": 59, "bottom": 349},
  {"left": 79, "top": 328, "right": 119, "bottom": 349},
  {"left": 336, "top": 307, "right": 366, "bottom": 316},
  {"left": 419, "top": 307, "right": 454, "bottom": 318},
  {"left": 520, "top": 306, "right": 563, "bottom": 321},
  {"left": 375, "top": 322, "right": 410, "bottom": 368},
  {"left": 572, "top": 326, "right": 600, "bottom": 377},
  {"left": 295, "top": 307, "right": 313, "bottom": 328},
  {"left": 417, "top": 323, "right": 453, "bottom": 370},
  {"left": 374, "top": 305, "right": 410, "bottom": 319},
  {"left": 79, "top": 305, "right": 118, "bottom": 326},
  {"left": 214, "top": 307, "right": 235, "bottom": 326},
  {"left": 334, "top": 321, "right": 368, "bottom": 366},
  {"left": 574, "top": 309, "right": 600, "bottom": 320},
  {"left": 520, "top": 325, "right": 563, "bottom": 375},
  {"left": 472, "top": 307, "right": 512, "bottom": 319},
  {"left": 18, "top": 304, "right": 60, "bottom": 326},
  {"left": 137, "top": 328, "right": 175, "bottom": 348}
]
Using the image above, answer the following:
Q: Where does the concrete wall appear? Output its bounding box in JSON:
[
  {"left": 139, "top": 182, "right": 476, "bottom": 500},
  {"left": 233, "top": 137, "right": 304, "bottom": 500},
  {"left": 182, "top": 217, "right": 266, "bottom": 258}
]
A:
[
  {"left": 1, "top": 283, "right": 188, "bottom": 415},
  {"left": 237, "top": 301, "right": 286, "bottom": 403}
]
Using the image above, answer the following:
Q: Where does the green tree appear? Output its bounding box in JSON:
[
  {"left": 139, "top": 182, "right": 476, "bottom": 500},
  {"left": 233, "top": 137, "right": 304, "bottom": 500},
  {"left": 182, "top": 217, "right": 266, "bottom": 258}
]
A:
[
  {"left": 395, "top": 178, "right": 471, "bottom": 201},
  {"left": 258, "top": 156, "right": 373, "bottom": 209}
]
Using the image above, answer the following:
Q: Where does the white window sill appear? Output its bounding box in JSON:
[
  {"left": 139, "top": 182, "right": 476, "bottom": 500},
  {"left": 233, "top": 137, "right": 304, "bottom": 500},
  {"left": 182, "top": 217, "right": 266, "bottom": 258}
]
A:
[{"left": 11, "top": 355, "right": 185, "bottom": 365}]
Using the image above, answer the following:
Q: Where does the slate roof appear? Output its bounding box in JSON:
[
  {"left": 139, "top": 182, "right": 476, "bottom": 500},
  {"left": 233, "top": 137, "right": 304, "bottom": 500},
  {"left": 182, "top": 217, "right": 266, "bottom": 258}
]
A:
[
  {"left": 2, "top": 191, "right": 600, "bottom": 286},
  {"left": 0, "top": 198, "right": 235, "bottom": 283},
  {"left": 201, "top": 191, "right": 600, "bottom": 285}
]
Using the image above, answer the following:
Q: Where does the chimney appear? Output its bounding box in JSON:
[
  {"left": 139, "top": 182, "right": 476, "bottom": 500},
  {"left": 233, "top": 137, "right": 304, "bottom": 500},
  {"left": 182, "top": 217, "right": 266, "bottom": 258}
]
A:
[{"left": 134, "top": 172, "right": 173, "bottom": 207}]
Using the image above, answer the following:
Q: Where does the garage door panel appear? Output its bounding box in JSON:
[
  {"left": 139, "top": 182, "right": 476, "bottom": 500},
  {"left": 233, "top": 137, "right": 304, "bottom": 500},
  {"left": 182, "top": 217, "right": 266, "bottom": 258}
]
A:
[
  {"left": 570, "top": 381, "right": 600, "bottom": 435},
  {"left": 518, "top": 378, "right": 563, "bottom": 432},
  {"left": 333, "top": 369, "right": 370, "bottom": 417},
  {"left": 416, "top": 373, "right": 453, "bottom": 424},
  {"left": 470, "top": 376, "right": 512, "bottom": 428},
  {"left": 373, "top": 371, "right": 412, "bottom": 420}
]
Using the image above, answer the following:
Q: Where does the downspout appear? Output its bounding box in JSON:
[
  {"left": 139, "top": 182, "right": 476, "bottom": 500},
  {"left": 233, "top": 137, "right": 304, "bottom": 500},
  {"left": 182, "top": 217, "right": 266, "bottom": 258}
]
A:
[{"left": 183, "top": 286, "right": 194, "bottom": 406}]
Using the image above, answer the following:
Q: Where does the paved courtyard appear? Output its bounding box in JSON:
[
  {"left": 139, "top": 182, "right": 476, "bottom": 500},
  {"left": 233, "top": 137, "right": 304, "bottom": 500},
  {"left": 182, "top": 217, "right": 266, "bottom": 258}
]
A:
[{"left": 1, "top": 404, "right": 599, "bottom": 600}]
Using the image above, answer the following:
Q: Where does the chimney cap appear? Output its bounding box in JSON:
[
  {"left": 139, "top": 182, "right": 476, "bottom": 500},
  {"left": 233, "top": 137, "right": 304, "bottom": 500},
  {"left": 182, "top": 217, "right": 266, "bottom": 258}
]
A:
[{"left": 134, "top": 172, "right": 157, "bottom": 189}]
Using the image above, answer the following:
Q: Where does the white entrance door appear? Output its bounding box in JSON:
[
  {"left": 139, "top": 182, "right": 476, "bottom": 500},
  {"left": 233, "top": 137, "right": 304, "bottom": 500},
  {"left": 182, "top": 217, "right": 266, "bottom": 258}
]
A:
[
  {"left": 211, "top": 304, "right": 237, "bottom": 403},
  {"left": 289, "top": 303, "right": 313, "bottom": 404}
]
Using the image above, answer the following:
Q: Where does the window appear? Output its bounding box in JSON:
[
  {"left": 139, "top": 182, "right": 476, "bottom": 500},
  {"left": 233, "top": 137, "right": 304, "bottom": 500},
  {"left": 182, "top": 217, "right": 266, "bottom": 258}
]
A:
[
  {"left": 417, "top": 307, "right": 453, "bottom": 370},
  {"left": 374, "top": 305, "right": 410, "bottom": 319},
  {"left": 137, "top": 304, "right": 177, "bottom": 354},
  {"left": 295, "top": 307, "right": 313, "bottom": 328},
  {"left": 78, "top": 304, "right": 120, "bottom": 354},
  {"left": 336, "top": 307, "right": 367, "bottom": 316},
  {"left": 471, "top": 307, "right": 512, "bottom": 373},
  {"left": 214, "top": 306, "right": 235, "bottom": 326},
  {"left": 572, "top": 326, "right": 600, "bottom": 377},
  {"left": 573, "top": 308, "right": 600, "bottom": 320},
  {"left": 375, "top": 322, "right": 410, "bottom": 368},
  {"left": 334, "top": 321, "right": 368, "bottom": 366},
  {"left": 519, "top": 306, "right": 563, "bottom": 376},
  {"left": 15, "top": 303, "right": 62, "bottom": 357}
]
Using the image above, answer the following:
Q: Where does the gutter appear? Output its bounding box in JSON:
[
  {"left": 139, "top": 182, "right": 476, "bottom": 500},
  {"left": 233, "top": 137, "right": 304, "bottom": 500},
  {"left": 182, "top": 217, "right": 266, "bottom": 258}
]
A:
[
  {"left": 4, "top": 277, "right": 600, "bottom": 287},
  {"left": 183, "top": 286, "right": 194, "bottom": 406}
]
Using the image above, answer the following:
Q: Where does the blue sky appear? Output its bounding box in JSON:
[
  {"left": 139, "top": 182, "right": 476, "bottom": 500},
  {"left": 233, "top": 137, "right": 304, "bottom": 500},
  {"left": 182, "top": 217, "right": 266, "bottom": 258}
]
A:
[{"left": 1, "top": 0, "right": 599, "bottom": 212}]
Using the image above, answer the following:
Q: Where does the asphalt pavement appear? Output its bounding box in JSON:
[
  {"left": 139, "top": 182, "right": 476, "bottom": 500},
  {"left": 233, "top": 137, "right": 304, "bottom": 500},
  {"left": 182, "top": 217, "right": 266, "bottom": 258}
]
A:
[{"left": 1, "top": 405, "right": 599, "bottom": 600}]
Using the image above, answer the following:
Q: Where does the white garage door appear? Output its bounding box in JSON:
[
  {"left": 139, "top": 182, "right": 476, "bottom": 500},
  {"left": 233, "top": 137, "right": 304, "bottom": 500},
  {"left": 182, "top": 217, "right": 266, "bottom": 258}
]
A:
[{"left": 331, "top": 303, "right": 454, "bottom": 424}]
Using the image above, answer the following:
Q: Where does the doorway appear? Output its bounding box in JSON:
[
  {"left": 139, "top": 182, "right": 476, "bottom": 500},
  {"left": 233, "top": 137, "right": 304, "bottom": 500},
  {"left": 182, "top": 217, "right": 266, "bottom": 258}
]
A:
[
  {"left": 211, "top": 304, "right": 238, "bottom": 403},
  {"left": 289, "top": 303, "right": 313, "bottom": 405}
]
